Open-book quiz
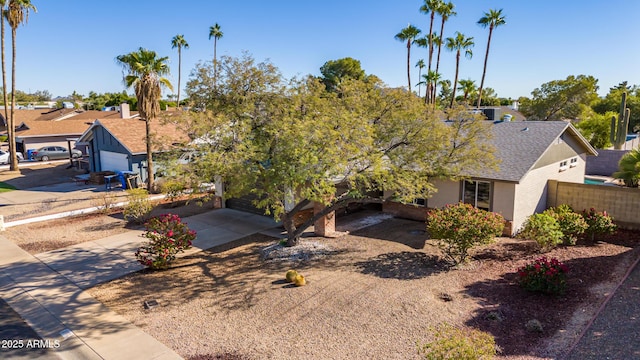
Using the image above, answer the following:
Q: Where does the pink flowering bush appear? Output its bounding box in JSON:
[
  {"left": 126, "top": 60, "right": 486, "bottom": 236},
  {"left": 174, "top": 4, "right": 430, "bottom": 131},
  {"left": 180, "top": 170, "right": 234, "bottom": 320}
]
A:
[
  {"left": 582, "top": 208, "right": 617, "bottom": 241},
  {"left": 427, "top": 203, "right": 505, "bottom": 265},
  {"left": 135, "top": 214, "right": 196, "bottom": 270},
  {"left": 517, "top": 256, "right": 569, "bottom": 295}
]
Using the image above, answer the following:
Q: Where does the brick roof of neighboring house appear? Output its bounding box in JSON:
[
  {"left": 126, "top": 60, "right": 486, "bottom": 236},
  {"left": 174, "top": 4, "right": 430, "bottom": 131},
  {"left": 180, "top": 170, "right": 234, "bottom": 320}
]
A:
[
  {"left": 14, "top": 118, "right": 94, "bottom": 138},
  {"left": 465, "top": 120, "right": 598, "bottom": 182},
  {"left": 83, "top": 117, "right": 189, "bottom": 155}
]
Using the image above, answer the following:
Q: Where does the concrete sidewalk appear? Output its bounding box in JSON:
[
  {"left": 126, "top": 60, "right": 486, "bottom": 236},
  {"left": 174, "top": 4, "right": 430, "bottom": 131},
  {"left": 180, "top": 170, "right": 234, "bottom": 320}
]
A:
[{"left": 0, "top": 208, "right": 279, "bottom": 359}]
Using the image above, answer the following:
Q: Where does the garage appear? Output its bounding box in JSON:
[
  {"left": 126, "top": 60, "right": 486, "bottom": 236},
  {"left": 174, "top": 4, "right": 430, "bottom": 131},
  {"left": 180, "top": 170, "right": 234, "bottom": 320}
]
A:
[{"left": 99, "top": 151, "right": 129, "bottom": 172}]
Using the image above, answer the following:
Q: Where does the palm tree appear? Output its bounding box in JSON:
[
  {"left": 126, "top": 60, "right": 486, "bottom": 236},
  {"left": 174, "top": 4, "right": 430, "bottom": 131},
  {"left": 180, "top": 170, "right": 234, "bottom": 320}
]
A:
[
  {"left": 395, "top": 24, "right": 421, "bottom": 91},
  {"left": 116, "top": 48, "right": 173, "bottom": 191},
  {"left": 171, "top": 34, "right": 189, "bottom": 109},
  {"left": 6, "top": 0, "right": 35, "bottom": 171},
  {"left": 476, "top": 8, "right": 506, "bottom": 109},
  {"left": 208, "top": 23, "right": 223, "bottom": 66},
  {"left": 421, "top": 70, "right": 441, "bottom": 107},
  {"left": 419, "top": 0, "right": 443, "bottom": 81},
  {"left": 415, "top": 59, "right": 425, "bottom": 97},
  {"left": 0, "top": 0, "right": 8, "bottom": 132},
  {"left": 613, "top": 148, "right": 640, "bottom": 187},
  {"left": 445, "top": 32, "right": 474, "bottom": 108},
  {"left": 458, "top": 79, "right": 477, "bottom": 104},
  {"left": 433, "top": 1, "right": 455, "bottom": 102}
]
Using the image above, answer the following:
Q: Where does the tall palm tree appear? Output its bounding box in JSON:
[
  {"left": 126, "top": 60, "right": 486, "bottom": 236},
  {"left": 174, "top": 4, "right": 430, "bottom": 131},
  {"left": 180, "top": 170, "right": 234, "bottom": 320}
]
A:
[
  {"left": 6, "top": 0, "right": 35, "bottom": 171},
  {"left": 420, "top": 70, "right": 441, "bottom": 107},
  {"left": 171, "top": 34, "right": 189, "bottom": 109},
  {"left": 0, "top": 1, "right": 8, "bottom": 132},
  {"left": 476, "top": 8, "right": 506, "bottom": 109},
  {"left": 445, "top": 32, "right": 474, "bottom": 108},
  {"left": 458, "top": 78, "right": 477, "bottom": 104},
  {"left": 433, "top": 1, "right": 455, "bottom": 102},
  {"left": 419, "top": 0, "right": 443, "bottom": 83},
  {"left": 116, "top": 48, "right": 173, "bottom": 191},
  {"left": 208, "top": 23, "right": 223, "bottom": 66},
  {"left": 415, "top": 59, "right": 425, "bottom": 97},
  {"left": 395, "top": 24, "right": 422, "bottom": 91}
]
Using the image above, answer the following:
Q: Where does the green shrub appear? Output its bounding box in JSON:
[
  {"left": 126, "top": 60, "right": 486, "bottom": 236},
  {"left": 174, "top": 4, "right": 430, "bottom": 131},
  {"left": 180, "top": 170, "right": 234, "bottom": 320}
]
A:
[
  {"left": 123, "top": 188, "right": 154, "bottom": 223},
  {"left": 427, "top": 203, "right": 505, "bottom": 265},
  {"left": 544, "top": 205, "right": 588, "bottom": 245},
  {"left": 135, "top": 214, "right": 196, "bottom": 270},
  {"left": 518, "top": 213, "right": 563, "bottom": 252},
  {"left": 517, "top": 256, "right": 569, "bottom": 295},
  {"left": 582, "top": 208, "right": 617, "bottom": 241},
  {"left": 160, "top": 179, "right": 187, "bottom": 203},
  {"left": 416, "top": 323, "right": 497, "bottom": 360}
]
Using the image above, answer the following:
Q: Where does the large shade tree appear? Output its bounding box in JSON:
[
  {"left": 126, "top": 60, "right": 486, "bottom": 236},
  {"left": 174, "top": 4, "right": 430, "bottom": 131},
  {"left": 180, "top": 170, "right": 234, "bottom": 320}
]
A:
[
  {"left": 319, "top": 57, "right": 365, "bottom": 92},
  {"left": 116, "top": 48, "right": 173, "bottom": 191},
  {"left": 394, "top": 24, "right": 422, "bottom": 91},
  {"left": 476, "top": 8, "right": 506, "bottom": 109},
  {"left": 6, "top": 0, "right": 35, "bottom": 171},
  {"left": 446, "top": 32, "right": 474, "bottom": 108},
  {"left": 519, "top": 75, "right": 599, "bottom": 121},
  {"left": 171, "top": 34, "right": 189, "bottom": 109},
  {"left": 175, "top": 54, "right": 496, "bottom": 246}
]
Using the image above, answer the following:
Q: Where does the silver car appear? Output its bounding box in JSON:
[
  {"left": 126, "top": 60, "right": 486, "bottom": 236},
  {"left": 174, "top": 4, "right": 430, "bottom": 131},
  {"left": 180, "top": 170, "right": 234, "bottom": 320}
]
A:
[
  {"left": 32, "top": 146, "right": 82, "bottom": 161},
  {"left": 0, "top": 150, "right": 24, "bottom": 164}
]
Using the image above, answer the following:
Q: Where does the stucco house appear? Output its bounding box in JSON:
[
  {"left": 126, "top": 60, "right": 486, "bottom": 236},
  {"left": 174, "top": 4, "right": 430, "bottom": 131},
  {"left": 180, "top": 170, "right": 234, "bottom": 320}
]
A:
[
  {"left": 383, "top": 120, "right": 598, "bottom": 235},
  {"left": 76, "top": 116, "right": 188, "bottom": 183}
]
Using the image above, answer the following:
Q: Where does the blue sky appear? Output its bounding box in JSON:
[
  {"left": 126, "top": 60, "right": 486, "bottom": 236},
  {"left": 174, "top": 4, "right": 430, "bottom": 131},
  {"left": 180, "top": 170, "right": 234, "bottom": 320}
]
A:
[{"left": 12, "top": 0, "right": 640, "bottom": 99}]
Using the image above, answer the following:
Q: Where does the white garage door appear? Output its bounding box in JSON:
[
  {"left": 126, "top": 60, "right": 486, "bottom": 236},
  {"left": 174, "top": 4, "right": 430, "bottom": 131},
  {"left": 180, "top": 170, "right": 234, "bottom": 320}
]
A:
[{"left": 100, "top": 151, "right": 129, "bottom": 172}]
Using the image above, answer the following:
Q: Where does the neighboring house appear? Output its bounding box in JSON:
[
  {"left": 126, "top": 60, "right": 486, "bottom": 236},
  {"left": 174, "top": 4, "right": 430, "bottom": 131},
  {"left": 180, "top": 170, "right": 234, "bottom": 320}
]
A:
[
  {"left": 383, "top": 121, "right": 598, "bottom": 235},
  {"left": 13, "top": 119, "right": 93, "bottom": 156},
  {"left": 76, "top": 116, "right": 189, "bottom": 183}
]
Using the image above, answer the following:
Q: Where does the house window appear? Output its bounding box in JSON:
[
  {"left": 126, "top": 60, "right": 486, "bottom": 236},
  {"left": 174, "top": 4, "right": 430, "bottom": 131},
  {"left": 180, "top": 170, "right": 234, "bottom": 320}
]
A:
[
  {"left": 559, "top": 160, "right": 568, "bottom": 172},
  {"left": 570, "top": 157, "right": 578, "bottom": 168},
  {"left": 462, "top": 180, "right": 491, "bottom": 211},
  {"left": 412, "top": 198, "right": 427, "bottom": 207}
]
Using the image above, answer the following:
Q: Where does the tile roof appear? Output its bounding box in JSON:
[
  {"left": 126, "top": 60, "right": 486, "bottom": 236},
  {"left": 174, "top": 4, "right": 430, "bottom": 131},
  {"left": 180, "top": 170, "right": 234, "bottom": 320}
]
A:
[
  {"left": 465, "top": 121, "right": 597, "bottom": 182},
  {"left": 87, "top": 118, "right": 189, "bottom": 154}
]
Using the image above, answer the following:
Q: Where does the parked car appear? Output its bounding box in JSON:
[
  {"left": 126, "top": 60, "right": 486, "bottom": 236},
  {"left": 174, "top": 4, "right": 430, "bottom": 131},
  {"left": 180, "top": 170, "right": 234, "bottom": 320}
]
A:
[
  {"left": 0, "top": 150, "right": 23, "bottom": 164},
  {"left": 32, "top": 146, "right": 82, "bottom": 161}
]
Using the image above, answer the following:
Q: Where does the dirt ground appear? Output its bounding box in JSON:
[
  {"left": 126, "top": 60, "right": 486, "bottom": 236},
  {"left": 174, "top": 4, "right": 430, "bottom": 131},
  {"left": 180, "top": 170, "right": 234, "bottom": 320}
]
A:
[
  {"left": 87, "top": 217, "right": 640, "bottom": 360},
  {"left": 0, "top": 161, "right": 81, "bottom": 189}
]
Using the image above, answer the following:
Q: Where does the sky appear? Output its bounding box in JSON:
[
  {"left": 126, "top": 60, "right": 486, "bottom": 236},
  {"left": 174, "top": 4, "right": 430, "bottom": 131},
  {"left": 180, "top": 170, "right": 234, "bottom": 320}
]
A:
[{"left": 10, "top": 0, "right": 640, "bottom": 100}]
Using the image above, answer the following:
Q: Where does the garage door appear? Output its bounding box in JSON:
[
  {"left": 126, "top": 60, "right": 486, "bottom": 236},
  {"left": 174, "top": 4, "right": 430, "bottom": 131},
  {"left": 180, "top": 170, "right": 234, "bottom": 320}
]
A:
[{"left": 100, "top": 151, "right": 129, "bottom": 172}]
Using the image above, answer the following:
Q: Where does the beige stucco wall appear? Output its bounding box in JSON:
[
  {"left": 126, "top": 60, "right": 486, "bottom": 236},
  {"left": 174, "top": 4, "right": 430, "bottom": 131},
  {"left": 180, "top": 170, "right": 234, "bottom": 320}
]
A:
[
  {"left": 428, "top": 179, "right": 460, "bottom": 208},
  {"left": 492, "top": 181, "right": 516, "bottom": 222},
  {"left": 512, "top": 154, "right": 586, "bottom": 233}
]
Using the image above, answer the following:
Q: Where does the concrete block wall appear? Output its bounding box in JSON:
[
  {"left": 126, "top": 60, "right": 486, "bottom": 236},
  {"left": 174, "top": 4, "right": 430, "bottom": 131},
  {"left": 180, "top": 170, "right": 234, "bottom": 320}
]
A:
[{"left": 548, "top": 180, "right": 640, "bottom": 229}]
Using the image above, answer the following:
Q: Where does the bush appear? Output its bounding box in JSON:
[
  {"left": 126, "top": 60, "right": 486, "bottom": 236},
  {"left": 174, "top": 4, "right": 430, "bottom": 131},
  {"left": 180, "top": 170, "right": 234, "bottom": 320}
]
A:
[
  {"left": 416, "top": 323, "right": 497, "bottom": 360},
  {"left": 427, "top": 203, "right": 505, "bottom": 265},
  {"left": 582, "top": 208, "right": 617, "bottom": 241},
  {"left": 160, "top": 179, "right": 187, "bottom": 203},
  {"left": 518, "top": 213, "right": 563, "bottom": 252},
  {"left": 92, "top": 192, "right": 119, "bottom": 215},
  {"left": 544, "top": 205, "right": 588, "bottom": 245},
  {"left": 123, "top": 188, "right": 154, "bottom": 223},
  {"left": 135, "top": 214, "right": 197, "bottom": 270},
  {"left": 517, "top": 256, "right": 569, "bottom": 295}
]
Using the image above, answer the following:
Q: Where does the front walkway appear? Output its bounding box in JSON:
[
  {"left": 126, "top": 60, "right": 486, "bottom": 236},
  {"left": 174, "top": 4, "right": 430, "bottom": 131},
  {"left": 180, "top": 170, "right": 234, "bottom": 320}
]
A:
[{"left": 0, "top": 209, "right": 279, "bottom": 359}]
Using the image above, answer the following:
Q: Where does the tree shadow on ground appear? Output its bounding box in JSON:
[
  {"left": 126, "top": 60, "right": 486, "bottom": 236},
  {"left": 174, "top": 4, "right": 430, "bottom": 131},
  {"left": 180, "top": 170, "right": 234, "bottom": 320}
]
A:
[
  {"left": 350, "top": 218, "right": 427, "bottom": 249},
  {"left": 462, "top": 248, "right": 639, "bottom": 358},
  {"left": 355, "top": 251, "right": 447, "bottom": 280}
]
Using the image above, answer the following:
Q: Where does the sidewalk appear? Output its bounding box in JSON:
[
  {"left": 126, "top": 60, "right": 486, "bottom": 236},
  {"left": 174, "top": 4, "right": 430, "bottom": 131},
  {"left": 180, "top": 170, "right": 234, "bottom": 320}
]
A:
[{"left": 0, "top": 208, "right": 279, "bottom": 359}]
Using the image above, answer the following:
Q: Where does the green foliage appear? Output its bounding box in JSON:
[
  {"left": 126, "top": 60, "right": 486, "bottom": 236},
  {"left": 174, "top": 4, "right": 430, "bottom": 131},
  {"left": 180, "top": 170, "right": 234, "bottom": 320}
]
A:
[
  {"left": 592, "top": 82, "right": 640, "bottom": 133},
  {"left": 582, "top": 208, "right": 617, "bottom": 241},
  {"left": 180, "top": 53, "right": 497, "bottom": 245},
  {"left": 123, "top": 188, "right": 154, "bottom": 224},
  {"left": 416, "top": 323, "right": 497, "bottom": 360},
  {"left": 575, "top": 110, "right": 615, "bottom": 149},
  {"left": 610, "top": 92, "right": 631, "bottom": 150},
  {"left": 427, "top": 203, "right": 504, "bottom": 265},
  {"left": 92, "top": 192, "right": 119, "bottom": 215},
  {"left": 160, "top": 179, "right": 187, "bottom": 202},
  {"left": 519, "top": 75, "right": 599, "bottom": 121},
  {"left": 613, "top": 148, "right": 640, "bottom": 187},
  {"left": 135, "top": 214, "right": 196, "bottom": 270},
  {"left": 319, "top": 57, "right": 366, "bottom": 92},
  {"left": 517, "top": 256, "right": 569, "bottom": 295},
  {"left": 543, "top": 205, "right": 588, "bottom": 245},
  {"left": 518, "top": 213, "right": 563, "bottom": 252}
]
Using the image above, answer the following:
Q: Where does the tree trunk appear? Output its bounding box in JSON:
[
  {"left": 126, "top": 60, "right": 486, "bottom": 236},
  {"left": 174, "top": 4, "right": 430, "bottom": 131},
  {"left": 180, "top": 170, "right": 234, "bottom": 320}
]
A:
[
  {"left": 283, "top": 212, "right": 300, "bottom": 247},
  {"left": 476, "top": 25, "right": 493, "bottom": 109},
  {"left": 1, "top": 13, "right": 8, "bottom": 131},
  {"left": 176, "top": 47, "right": 181, "bottom": 109},
  {"left": 434, "top": 18, "right": 446, "bottom": 106},
  {"left": 450, "top": 51, "right": 460, "bottom": 108},
  {"left": 146, "top": 118, "right": 154, "bottom": 191},
  {"left": 9, "top": 27, "right": 17, "bottom": 171},
  {"left": 406, "top": 40, "right": 411, "bottom": 91}
]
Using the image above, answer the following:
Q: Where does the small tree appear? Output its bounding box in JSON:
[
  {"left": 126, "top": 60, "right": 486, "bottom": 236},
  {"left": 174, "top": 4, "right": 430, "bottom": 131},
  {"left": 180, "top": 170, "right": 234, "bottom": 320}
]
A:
[
  {"left": 427, "top": 202, "right": 504, "bottom": 265},
  {"left": 518, "top": 213, "right": 563, "bottom": 252},
  {"left": 544, "top": 205, "right": 588, "bottom": 245},
  {"left": 582, "top": 208, "right": 617, "bottom": 241}
]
